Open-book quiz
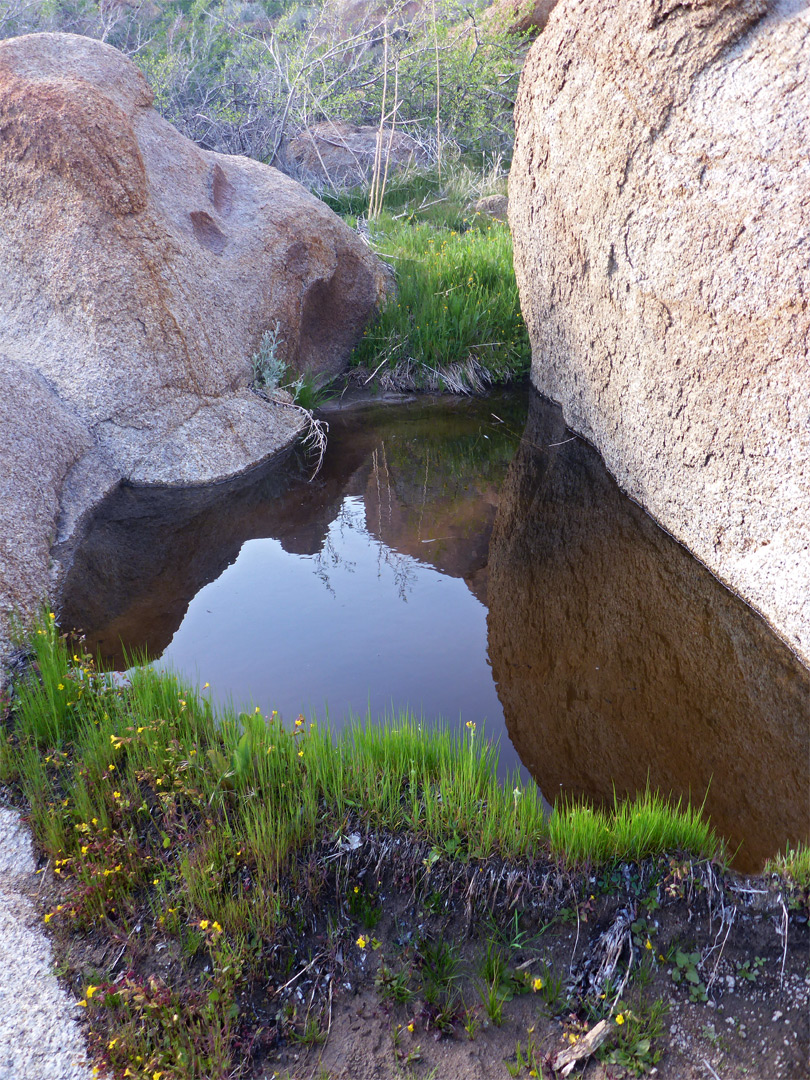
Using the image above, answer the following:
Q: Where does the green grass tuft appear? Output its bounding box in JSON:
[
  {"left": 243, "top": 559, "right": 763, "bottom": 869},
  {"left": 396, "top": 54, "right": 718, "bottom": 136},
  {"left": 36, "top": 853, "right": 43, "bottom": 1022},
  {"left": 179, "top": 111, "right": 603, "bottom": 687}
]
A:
[{"left": 765, "top": 841, "right": 810, "bottom": 888}]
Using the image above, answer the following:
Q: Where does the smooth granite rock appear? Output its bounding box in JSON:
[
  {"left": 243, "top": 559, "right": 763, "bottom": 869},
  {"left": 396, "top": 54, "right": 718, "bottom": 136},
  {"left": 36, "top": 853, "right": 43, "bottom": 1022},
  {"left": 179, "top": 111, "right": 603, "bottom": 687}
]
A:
[
  {"left": 509, "top": 0, "right": 810, "bottom": 664},
  {"left": 0, "top": 32, "right": 388, "bottom": 662}
]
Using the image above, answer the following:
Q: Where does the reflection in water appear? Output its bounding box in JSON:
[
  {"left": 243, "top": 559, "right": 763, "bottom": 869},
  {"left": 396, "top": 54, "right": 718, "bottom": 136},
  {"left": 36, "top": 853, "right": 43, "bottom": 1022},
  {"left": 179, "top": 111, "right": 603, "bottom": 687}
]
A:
[
  {"left": 487, "top": 393, "right": 810, "bottom": 872},
  {"left": 58, "top": 394, "right": 528, "bottom": 770},
  {"left": 58, "top": 390, "right": 810, "bottom": 868}
]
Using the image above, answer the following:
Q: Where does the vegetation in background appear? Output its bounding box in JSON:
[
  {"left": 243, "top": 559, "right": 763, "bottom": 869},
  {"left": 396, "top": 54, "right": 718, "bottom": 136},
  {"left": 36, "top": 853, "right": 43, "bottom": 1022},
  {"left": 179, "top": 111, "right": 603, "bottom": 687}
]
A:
[
  {"left": 0, "top": 614, "right": 726, "bottom": 1077},
  {"left": 0, "top": 0, "right": 529, "bottom": 166},
  {"left": 0, "top": 0, "right": 531, "bottom": 392}
]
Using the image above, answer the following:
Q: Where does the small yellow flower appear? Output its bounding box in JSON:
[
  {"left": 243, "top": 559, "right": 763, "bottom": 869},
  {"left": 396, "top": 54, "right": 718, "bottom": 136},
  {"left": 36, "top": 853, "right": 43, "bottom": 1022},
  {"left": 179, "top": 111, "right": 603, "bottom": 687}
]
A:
[
  {"left": 356, "top": 935, "right": 367, "bottom": 949},
  {"left": 153, "top": 878, "right": 159, "bottom": 886},
  {"left": 77, "top": 999, "right": 87, "bottom": 1007},
  {"left": 44, "top": 913, "right": 52, "bottom": 923},
  {"left": 212, "top": 921, "right": 222, "bottom": 933},
  {"left": 645, "top": 939, "right": 653, "bottom": 951},
  {"left": 108, "top": 764, "right": 115, "bottom": 772},
  {"left": 353, "top": 886, "right": 360, "bottom": 893},
  {"left": 49, "top": 612, "right": 55, "bottom": 620},
  {"left": 137, "top": 726, "right": 145, "bottom": 733},
  {"left": 199, "top": 919, "right": 209, "bottom": 930},
  {"left": 57, "top": 683, "right": 64, "bottom": 691},
  {"left": 86, "top": 985, "right": 98, "bottom": 999},
  {"left": 532, "top": 976, "right": 543, "bottom": 991},
  {"left": 298, "top": 750, "right": 304, "bottom": 758},
  {"left": 113, "top": 791, "right": 121, "bottom": 799},
  {"left": 568, "top": 1032, "right": 578, "bottom": 1044},
  {"left": 407, "top": 1022, "right": 414, "bottom": 1033},
  {"left": 203, "top": 683, "right": 210, "bottom": 689},
  {"left": 615, "top": 1013, "right": 625, "bottom": 1025}
]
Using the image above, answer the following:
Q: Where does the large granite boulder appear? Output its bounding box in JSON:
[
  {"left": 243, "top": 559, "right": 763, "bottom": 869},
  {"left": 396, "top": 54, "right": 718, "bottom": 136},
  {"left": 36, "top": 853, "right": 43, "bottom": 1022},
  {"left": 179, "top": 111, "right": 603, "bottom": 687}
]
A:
[
  {"left": 0, "top": 32, "right": 388, "bottom": 661},
  {"left": 509, "top": 0, "right": 810, "bottom": 664}
]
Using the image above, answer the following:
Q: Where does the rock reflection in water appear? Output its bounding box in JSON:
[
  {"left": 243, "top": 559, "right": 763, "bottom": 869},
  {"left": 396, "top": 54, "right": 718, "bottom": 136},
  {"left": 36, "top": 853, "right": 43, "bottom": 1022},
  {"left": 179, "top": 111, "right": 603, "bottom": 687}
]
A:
[
  {"left": 57, "top": 395, "right": 526, "bottom": 756},
  {"left": 487, "top": 392, "right": 810, "bottom": 872}
]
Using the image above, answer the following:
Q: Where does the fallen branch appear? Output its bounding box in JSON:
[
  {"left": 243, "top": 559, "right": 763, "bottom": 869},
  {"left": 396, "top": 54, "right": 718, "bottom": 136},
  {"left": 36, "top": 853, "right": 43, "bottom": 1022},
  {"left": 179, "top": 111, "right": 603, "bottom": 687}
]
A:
[{"left": 551, "top": 1019, "right": 614, "bottom": 1076}]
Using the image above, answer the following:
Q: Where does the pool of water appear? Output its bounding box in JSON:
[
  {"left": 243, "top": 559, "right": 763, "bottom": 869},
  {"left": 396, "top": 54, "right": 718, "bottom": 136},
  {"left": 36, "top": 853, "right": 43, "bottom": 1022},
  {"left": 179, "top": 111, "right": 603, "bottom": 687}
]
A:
[{"left": 59, "top": 389, "right": 809, "bottom": 871}]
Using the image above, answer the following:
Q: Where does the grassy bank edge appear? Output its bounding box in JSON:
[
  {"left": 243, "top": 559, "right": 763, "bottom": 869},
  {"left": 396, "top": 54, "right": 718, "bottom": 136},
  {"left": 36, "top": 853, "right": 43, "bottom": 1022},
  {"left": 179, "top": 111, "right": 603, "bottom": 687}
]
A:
[{"left": 2, "top": 614, "right": 806, "bottom": 1079}]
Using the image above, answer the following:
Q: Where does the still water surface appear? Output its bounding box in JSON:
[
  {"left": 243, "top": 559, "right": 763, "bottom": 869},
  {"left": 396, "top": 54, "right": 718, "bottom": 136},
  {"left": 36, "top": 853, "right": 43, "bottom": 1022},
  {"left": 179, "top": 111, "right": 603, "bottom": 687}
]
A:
[{"left": 60, "top": 390, "right": 810, "bottom": 871}]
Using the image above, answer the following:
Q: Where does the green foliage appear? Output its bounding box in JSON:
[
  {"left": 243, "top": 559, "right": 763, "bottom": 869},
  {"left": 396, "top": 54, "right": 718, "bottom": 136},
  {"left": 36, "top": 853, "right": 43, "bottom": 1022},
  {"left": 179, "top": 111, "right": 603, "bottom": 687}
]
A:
[
  {"left": 250, "top": 323, "right": 286, "bottom": 389},
  {"left": 350, "top": 205, "right": 529, "bottom": 390},
  {"left": 0, "top": 0, "right": 527, "bottom": 165},
  {"left": 765, "top": 841, "right": 810, "bottom": 889},
  {"left": 505, "top": 1035, "right": 543, "bottom": 1077},
  {"left": 670, "top": 949, "right": 707, "bottom": 1003},
  {"left": 549, "top": 788, "right": 721, "bottom": 867},
  {"left": 601, "top": 998, "right": 668, "bottom": 1076},
  {"left": 0, "top": 615, "right": 724, "bottom": 1075},
  {"left": 735, "top": 956, "right": 765, "bottom": 983}
]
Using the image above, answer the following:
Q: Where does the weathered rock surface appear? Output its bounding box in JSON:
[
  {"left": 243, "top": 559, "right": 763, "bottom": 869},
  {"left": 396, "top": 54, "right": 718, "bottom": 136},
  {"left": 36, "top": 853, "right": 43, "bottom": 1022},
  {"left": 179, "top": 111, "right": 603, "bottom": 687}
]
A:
[
  {"left": 510, "top": 0, "right": 810, "bottom": 664},
  {"left": 0, "top": 32, "right": 388, "bottom": 661},
  {"left": 286, "top": 121, "right": 429, "bottom": 189}
]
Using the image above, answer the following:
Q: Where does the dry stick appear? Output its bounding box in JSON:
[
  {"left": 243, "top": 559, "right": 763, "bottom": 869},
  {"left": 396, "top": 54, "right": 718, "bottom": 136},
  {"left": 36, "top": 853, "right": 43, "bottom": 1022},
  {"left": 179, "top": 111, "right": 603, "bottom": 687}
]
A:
[
  {"left": 378, "top": 57, "right": 400, "bottom": 213},
  {"left": 369, "top": 21, "right": 389, "bottom": 220},
  {"left": 271, "top": 953, "right": 324, "bottom": 998},
  {"left": 702, "top": 1059, "right": 723, "bottom": 1080},
  {"left": 432, "top": 0, "right": 441, "bottom": 181},
  {"left": 705, "top": 907, "right": 735, "bottom": 995},
  {"left": 778, "top": 894, "right": 789, "bottom": 988}
]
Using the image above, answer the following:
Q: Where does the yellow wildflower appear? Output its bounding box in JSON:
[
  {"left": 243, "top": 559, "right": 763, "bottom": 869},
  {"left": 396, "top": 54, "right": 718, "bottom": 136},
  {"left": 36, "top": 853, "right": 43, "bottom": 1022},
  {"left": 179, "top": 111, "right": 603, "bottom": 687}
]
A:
[
  {"left": 199, "top": 920, "right": 209, "bottom": 930},
  {"left": 645, "top": 939, "right": 653, "bottom": 950},
  {"left": 407, "top": 1022, "right": 414, "bottom": 1033},
  {"left": 356, "top": 935, "right": 367, "bottom": 949},
  {"left": 86, "top": 985, "right": 99, "bottom": 999},
  {"left": 532, "top": 976, "right": 543, "bottom": 992},
  {"left": 212, "top": 921, "right": 222, "bottom": 933},
  {"left": 57, "top": 683, "right": 64, "bottom": 691},
  {"left": 615, "top": 1013, "right": 625, "bottom": 1025}
]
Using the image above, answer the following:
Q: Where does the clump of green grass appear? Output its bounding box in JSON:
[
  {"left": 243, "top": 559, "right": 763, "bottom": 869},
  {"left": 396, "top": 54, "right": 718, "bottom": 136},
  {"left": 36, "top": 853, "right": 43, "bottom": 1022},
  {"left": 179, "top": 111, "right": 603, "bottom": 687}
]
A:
[
  {"left": 322, "top": 164, "right": 528, "bottom": 392},
  {"left": 0, "top": 614, "right": 723, "bottom": 1076},
  {"left": 351, "top": 211, "right": 529, "bottom": 391},
  {"left": 548, "top": 789, "right": 719, "bottom": 867},
  {"left": 765, "top": 842, "right": 810, "bottom": 889}
]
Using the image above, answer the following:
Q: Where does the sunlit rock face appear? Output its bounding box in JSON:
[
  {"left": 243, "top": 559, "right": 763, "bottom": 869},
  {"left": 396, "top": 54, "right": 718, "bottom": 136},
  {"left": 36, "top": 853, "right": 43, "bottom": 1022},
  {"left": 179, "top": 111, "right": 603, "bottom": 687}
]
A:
[
  {"left": 510, "top": 0, "right": 810, "bottom": 665},
  {"left": 487, "top": 393, "right": 810, "bottom": 872},
  {"left": 0, "top": 32, "right": 388, "bottom": 664}
]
